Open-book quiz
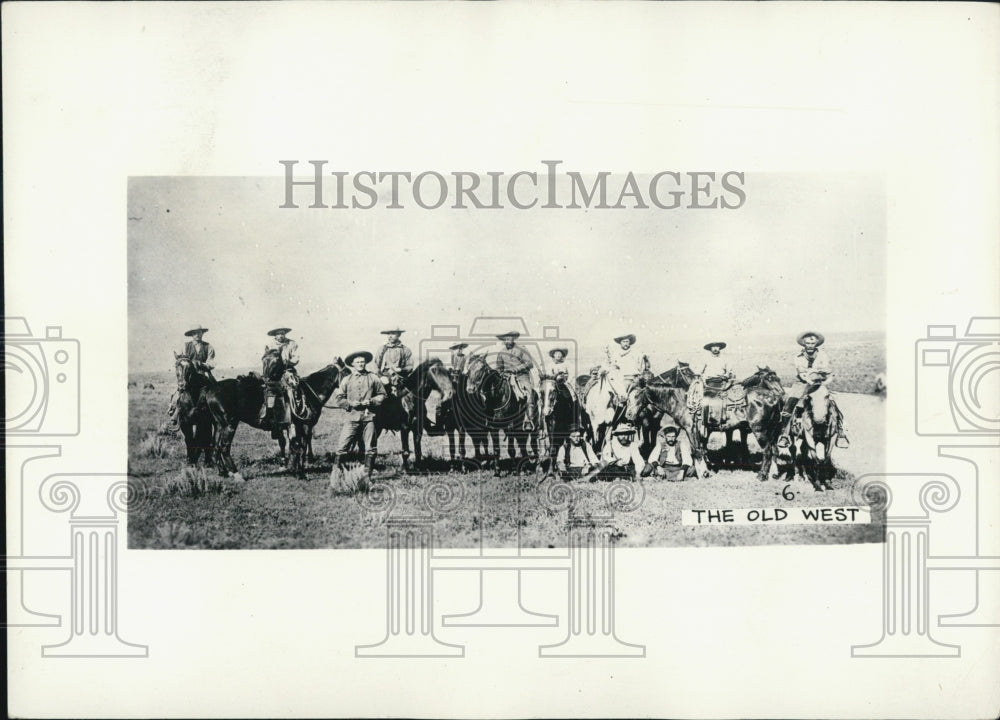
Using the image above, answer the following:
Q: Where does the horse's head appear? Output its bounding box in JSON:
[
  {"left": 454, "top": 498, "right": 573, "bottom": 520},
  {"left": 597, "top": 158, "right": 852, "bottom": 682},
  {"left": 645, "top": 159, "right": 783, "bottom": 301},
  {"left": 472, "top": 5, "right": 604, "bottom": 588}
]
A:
[
  {"left": 174, "top": 353, "right": 195, "bottom": 391},
  {"left": 261, "top": 348, "right": 283, "bottom": 381},
  {"left": 407, "top": 358, "right": 454, "bottom": 403},
  {"left": 805, "top": 383, "right": 832, "bottom": 423},
  {"left": 624, "top": 383, "right": 647, "bottom": 422}
]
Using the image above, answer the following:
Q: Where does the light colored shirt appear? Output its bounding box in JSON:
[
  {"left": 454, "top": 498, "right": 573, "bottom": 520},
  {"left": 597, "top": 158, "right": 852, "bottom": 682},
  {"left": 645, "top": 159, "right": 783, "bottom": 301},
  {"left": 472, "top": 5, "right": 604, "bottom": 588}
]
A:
[
  {"left": 700, "top": 354, "right": 730, "bottom": 379},
  {"left": 183, "top": 340, "right": 215, "bottom": 370},
  {"left": 332, "top": 370, "right": 386, "bottom": 420},
  {"left": 603, "top": 436, "right": 645, "bottom": 475},
  {"left": 794, "top": 348, "right": 831, "bottom": 384},
  {"left": 650, "top": 432, "right": 693, "bottom": 467},
  {"left": 561, "top": 441, "right": 598, "bottom": 469},
  {"left": 269, "top": 339, "right": 299, "bottom": 367},
  {"left": 494, "top": 344, "right": 535, "bottom": 375},
  {"left": 450, "top": 351, "right": 467, "bottom": 374},
  {"left": 375, "top": 342, "right": 414, "bottom": 375},
  {"left": 604, "top": 345, "right": 647, "bottom": 377},
  {"left": 544, "top": 359, "right": 570, "bottom": 379}
]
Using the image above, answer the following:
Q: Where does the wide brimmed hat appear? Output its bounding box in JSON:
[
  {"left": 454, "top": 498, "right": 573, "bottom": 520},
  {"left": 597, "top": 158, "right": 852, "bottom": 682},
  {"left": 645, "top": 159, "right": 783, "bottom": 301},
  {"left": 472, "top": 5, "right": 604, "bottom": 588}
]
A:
[
  {"left": 568, "top": 424, "right": 583, "bottom": 434},
  {"left": 703, "top": 341, "right": 727, "bottom": 351},
  {"left": 267, "top": 327, "right": 292, "bottom": 337},
  {"left": 548, "top": 347, "right": 568, "bottom": 358},
  {"left": 496, "top": 331, "right": 521, "bottom": 340},
  {"left": 184, "top": 325, "right": 209, "bottom": 337},
  {"left": 449, "top": 342, "right": 469, "bottom": 351},
  {"left": 345, "top": 350, "right": 374, "bottom": 365},
  {"left": 380, "top": 328, "right": 405, "bottom": 335},
  {"left": 797, "top": 331, "right": 825, "bottom": 347},
  {"left": 661, "top": 425, "right": 680, "bottom": 435},
  {"left": 612, "top": 424, "right": 636, "bottom": 436},
  {"left": 614, "top": 333, "right": 637, "bottom": 345}
]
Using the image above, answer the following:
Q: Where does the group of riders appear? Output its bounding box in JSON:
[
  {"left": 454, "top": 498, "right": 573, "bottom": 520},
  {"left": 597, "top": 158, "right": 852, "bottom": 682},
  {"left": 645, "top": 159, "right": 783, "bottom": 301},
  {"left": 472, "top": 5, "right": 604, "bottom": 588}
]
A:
[{"left": 168, "top": 322, "right": 849, "bottom": 483}]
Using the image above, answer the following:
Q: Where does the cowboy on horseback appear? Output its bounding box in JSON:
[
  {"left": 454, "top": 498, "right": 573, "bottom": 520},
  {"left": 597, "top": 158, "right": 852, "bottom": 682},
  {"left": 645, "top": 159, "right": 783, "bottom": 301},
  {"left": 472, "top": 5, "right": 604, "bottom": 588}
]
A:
[
  {"left": 449, "top": 342, "right": 469, "bottom": 375},
  {"left": 697, "top": 340, "right": 736, "bottom": 425},
  {"left": 777, "top": 331, "right": 850, "bottom": 449},
  {"left": 374, "top": 328, "right": 414, "bottom": 395},
  {"left": 332, "top": 350, "right": 387, "bottom": 481},
  {"left": 602, "top": 333, "right": 648, "bottom": 401},
  {"left": 260, "top": 327, "right": 300, "bottom": 427},
  {"left": 543, "top": 347, "right": 578, "bottom": 401},
  {"left": 167, "top": 324, "right": 216, "bottom": 421},
  {"left": 493, "top": 331, "right": 540, "bottom": 431}
]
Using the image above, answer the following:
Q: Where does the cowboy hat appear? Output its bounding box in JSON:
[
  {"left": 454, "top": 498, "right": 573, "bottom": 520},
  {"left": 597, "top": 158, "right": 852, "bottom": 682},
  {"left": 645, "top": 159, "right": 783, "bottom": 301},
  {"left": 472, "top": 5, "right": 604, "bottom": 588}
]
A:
[
  {"left": 496, "top": 331, "right": 521, "bottom": 340},
  {"left": 661, "top": 425, "right": 680, "bottom": 436},
  {"left": 548, "top": 347, "right": 568, "bottom": 358},
  {"left": 568, "top": 424, "right": 583, "bottom": 434},
  {"left": 267, "top": 327, "right": 292, "bottom": 337},
  {"left": 703, "top": 341, "right": 727, "bottom": 351},
  {"left": 612, "top": 424, "right": 636, "bottom": 436},
  {"left": 613, "top": 333, "right": 637, "bottom": 345},
  {"left": 344, "top": 350, "right": 374, "bottom": 365},
  {"left": 796, "top": 331, "right": 825, "bottom": 347},
  {"left": 449, "top": 342, "right": 469, "bottom": 351},
  {"left": 184, "top": 325, "right": 209, "bottom": 337},
  {"left": 380, "top": 328, "right": 405, "bottom": 335}
]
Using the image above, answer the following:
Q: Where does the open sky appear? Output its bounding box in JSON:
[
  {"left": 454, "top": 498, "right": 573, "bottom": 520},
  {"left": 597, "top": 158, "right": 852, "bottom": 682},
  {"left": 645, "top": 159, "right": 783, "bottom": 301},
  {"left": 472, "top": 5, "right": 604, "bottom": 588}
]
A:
[{"left": 128, "top": 173, "right": 884, "bottom": 374}]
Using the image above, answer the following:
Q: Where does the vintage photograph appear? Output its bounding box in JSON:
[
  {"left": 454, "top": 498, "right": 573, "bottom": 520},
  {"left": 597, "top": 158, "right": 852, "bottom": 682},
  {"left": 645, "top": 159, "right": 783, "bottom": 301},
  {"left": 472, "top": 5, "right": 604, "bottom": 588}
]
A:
[{"left": 128, "top": 172, "right": 886, "bottom": 549}]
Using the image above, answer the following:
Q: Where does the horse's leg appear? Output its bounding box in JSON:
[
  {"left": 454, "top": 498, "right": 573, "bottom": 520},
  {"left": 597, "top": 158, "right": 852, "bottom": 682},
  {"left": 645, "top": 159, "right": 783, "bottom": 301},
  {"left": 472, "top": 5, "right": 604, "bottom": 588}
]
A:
[
  {"left": 413, "top": 421, "right": 423, "bottom": 468},
  {"left": 180, "top": 422, "right": 198, "bottom": 465},
  {"left": 490, "top": 428, "right": 501, "bottom": 476},
  {"left": 400, "top": 427, "right": 412, "bottom": 472}
]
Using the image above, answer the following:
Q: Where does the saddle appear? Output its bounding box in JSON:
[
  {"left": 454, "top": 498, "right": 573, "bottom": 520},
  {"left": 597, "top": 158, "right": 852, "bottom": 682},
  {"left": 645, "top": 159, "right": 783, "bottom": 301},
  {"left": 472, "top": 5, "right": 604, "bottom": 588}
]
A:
[{"left": 693, "top": 377, "right": 748, "bottom": 428}]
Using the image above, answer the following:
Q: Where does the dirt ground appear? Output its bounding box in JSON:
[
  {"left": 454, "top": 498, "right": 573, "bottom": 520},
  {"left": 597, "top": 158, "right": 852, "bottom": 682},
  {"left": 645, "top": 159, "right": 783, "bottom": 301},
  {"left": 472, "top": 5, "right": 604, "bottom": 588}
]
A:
[{"left": 127, "top": 367, "right": 886, "bottom": 550}]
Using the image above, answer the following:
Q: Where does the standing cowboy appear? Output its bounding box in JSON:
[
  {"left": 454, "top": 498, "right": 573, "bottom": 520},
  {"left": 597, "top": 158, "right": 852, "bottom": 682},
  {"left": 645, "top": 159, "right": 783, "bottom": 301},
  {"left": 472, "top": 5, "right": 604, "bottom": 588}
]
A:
[
  {"left": 374, "top": 328, "right": 414, "bottom": 394},
  {"left": 449, "top": 343, "right": 469, "bottom": 375},
  {"left": 261, "top": 327, "right": 300, "bottom": 425},
  {"left": 700, "top": 341, "right": 733, "bottom": 385},
  {"left": 168, "top": 324, "right": 216, "bottom": 420},
  {"left": 331, "top": 350, "right": 387, "bottom": 482},
  {"left": 603, "top": 333, "right": 649, "bottom": 399},
  {"left": 493, "top": 331, "right": 540, "bottom": 430},
  {"left": 777, "top": 331, "right": 849, "bottom": 448}
]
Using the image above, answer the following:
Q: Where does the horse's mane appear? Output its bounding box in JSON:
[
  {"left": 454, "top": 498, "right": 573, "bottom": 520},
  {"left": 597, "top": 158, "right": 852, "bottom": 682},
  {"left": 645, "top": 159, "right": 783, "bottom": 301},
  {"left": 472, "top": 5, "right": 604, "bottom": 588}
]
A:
[{"left": 741, "top": 366, "right": 781, "bottom": 389}]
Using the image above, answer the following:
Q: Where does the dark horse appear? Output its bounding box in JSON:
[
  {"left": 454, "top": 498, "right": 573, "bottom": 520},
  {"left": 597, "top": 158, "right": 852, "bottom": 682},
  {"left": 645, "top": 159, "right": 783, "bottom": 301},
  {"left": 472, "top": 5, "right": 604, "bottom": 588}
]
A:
[
  {"left": 538, "top": 376, "right": 578, "bottom": 476},
  {"left": 205, "top": 360, "right": 346, "bottom": 480},
  {"left": 457, "top": 356, "right": 535, "bottom": 475},
  {"left": 686, "top": 367, "right": 785, "bottom": 473},
  {"left": 173, "top": 354, "right": 216, "bottom": 466},
  {"left": 791, "top": 382, "right": 844, "bottom": 492},
  {"left": 373, "top": 359, "right": 455, "bottom": 471}
]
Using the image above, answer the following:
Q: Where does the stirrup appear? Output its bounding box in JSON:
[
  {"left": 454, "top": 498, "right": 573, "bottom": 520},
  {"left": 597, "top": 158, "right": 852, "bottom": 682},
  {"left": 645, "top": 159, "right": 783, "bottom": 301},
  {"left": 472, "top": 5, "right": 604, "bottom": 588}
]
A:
[
  {"left": 776, "top": 434, "right": 791, "bottom": 449},
  {"left": 836, "top": 437, "right": 850, "bottom": 449}
]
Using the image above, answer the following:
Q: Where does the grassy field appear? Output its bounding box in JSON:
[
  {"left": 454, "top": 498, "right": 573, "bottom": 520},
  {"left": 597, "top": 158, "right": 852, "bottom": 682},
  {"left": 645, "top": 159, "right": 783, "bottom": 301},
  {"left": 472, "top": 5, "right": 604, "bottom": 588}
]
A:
[{"left": 127, "top": 333, "right": 885, "bottom": 549}]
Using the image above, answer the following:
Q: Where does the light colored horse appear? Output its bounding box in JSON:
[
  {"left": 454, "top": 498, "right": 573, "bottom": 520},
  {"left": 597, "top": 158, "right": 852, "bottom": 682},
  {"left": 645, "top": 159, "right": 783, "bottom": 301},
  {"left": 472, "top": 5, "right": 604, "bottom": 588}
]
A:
[{"left": 583, "top": 372, "right": 621, "bottom": 451}]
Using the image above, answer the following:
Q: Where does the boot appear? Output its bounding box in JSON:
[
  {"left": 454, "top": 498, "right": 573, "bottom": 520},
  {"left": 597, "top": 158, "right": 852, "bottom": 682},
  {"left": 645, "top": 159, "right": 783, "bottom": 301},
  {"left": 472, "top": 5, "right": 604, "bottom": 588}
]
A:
[{"left": 365, "top": 453, "right": 377, "bottom": 479}]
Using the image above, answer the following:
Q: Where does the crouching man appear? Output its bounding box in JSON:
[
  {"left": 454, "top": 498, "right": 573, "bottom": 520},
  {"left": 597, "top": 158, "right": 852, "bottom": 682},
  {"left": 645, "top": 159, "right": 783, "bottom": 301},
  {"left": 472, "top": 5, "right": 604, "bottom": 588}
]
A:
[
  {"left": 582, "top": 424, "right": 649, "bottom": 482},
  {"left": 556, "top": 424, "right": 599, "bottom": 479},
  {"left": 648, "top": 425, "right": 692, "bottom": 482},
  {"left": 331, "top": 351, "right": 386, "bottom": 484}
]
